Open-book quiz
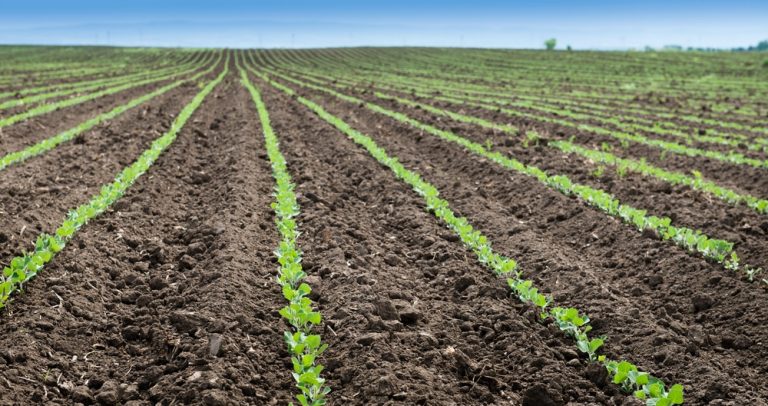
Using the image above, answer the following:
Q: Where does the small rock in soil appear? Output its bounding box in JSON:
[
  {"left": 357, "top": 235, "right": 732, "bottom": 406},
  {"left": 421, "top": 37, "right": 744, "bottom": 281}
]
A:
[
  {"left": 522, "top": 383, "right": 559, "bottom": 406},
  {"left": 647, "top": 274, "right": 663, "bottom": 287},
  {"left": 95, "top": 387, "right": 118, "bottom": 404},
  {"left": 208, "top": 333, "right": 223, "bottom": 357},
  {"left": 170, "top": 311, "right": 202, "bottom": 334},
  {"left": 692, "top": 293, "right": 714, "bottom": 312},
  {"left": 133, "top": 261, "right": 150, "bottom": 272},
  {"left": 399, "top": 306, "right": 421, "bottom": 324},
  {"left": 721, "top": 334, "right": 752, "bottom": 350},
  {"left": 566, "top": 358, "right": 581, "bottom": 367},
  {"left": 186, "top": 241, "right": 207, "bottom": 256},
  {"left": 179, "top": 254, "right": 197, "bottom": 270},
  {"left": 120, "top": 384, "right": 140, "bottom": 401},
  {"left": 71, "top": 386, "right": 94, "bottom": 404},
  {"left": 585, "top": 363, "right": 608, "bottom": 387},
  {"left": 560, "top": 348, "right": 579, "bottom": 360},
  {"left": 202, "top": 390, "right": 229, "bottom": 406},
  {"left": 121, "top": 326, "right": 142, "bottom": 341},
  {"left": 189, "top": 172, "right": 212, "bottom": 185},
  {"left": 356, "top": 333, "right": 383, "bottom": 346},
  {"left": 376, "top": 374, "right": 397, "bottom": 395},
  {"left": 374, "top": 299, "right": 399, "bottom": 320},
  {"left": 148, "top": 276, "right": 168, "bottom": 290},
  {"left": 454, "top": 275, "right": 476, "bottom": 292},
  {"left": 383, "top": 253, "right": 403, "bottom": 267}
]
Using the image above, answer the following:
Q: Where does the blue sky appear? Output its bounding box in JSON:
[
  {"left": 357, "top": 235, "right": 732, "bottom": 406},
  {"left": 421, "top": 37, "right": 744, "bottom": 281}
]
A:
[{"left": 0, "top": 0, "right": 765, "bottom": 49}]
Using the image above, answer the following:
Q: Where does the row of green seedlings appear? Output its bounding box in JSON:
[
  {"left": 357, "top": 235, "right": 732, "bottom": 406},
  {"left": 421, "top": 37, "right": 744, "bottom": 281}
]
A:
[
  {"left": 238, "top": 65, "right": 330, "bottom": 406},
  {"left": 362, "top": 90, "right": 768, "bottom": 220},
  {"left": 427, "top": 78, "right": 767, "bottom": 141},
  {"left": 0, "top": 51, "right": 218, "bottom": 129},
  {"left": 0, "top": 52, "right": 205, "bottom": 110},
  {"left": 260, "top": 53, "right": 768, "bottom": 154},
  {"left": 271, "top": 63, "right": 768, "bottom": 154},
  {"left": 378, "top": 81, "right": 768, "bottom": 170},
  {"left": 389, "top": 66, "right": 768, "bottom": 143},
  {"left": 0, "top": 50, "right": 157, "bottom": 83},
  {"left": 276, "top": 61, "right": 768, "bottom": 169},
  {"left": 0, "top": 50, "right": 201, "bottom": 100},
  {"left": 506, "top": 97, "right": 768, "bottom": 154},
  {"left": 0, "top": 51, "right": 204, "bottom": 104},
  {"left": 252, "top": 68, "right": 685, "bottom": 405},
  {"left": 270, "top": 50, "right": 767, "bottom": 134},
  {"left": 268, "top": 64, "right": 768, "bottom": 217},
  {"left": 0, "top": 62, "right": 132, "bottom": 87},
  {"left": 257, "top": 68, "right": 755, "bottom": 279},
  {"left": 512, "top": 95, "right": 768, "bottom": 151},
  {"left": 360, "top": 91, "right": 767, "bottom": 283},
  {"left": 0, "top": 52, "right": 223, "bottom": 172},
  {"left": 0, "top": 48, "right": 182, "bottom": 87},
  {"left": 0, "top": 58, "right": 229, "bottom": 310}
]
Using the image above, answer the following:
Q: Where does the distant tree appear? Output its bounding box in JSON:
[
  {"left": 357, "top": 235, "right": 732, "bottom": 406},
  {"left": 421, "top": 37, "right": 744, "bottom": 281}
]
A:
[
  {"left": 544, "top": 38, "right": 557, "bottom": 51},
  {"left": 566, "top": 45, "right": 572, "bottom": 51},
  {"left": 732, "top": 39, "right": 768, "bottom": 52}
]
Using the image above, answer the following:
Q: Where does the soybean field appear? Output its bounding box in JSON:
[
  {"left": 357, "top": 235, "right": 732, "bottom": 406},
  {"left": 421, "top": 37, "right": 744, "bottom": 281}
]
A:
[{"left": 1, "top": 46, "right": 767, "bottom": 405}]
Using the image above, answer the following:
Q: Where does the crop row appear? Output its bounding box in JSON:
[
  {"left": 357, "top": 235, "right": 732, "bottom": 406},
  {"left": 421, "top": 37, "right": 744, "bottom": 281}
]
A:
[
  {"left": 238, "top": 59, "right": 330, "bottom": 406},
  {"left": 267, "top": 48, "right": 767, "bottom": 124},
  {"left": 337, "top": 48, "right": 768, "bottom": 108},
  {"left": 0, "top": 56, "right": 229, "bottom": 310},
  {"left": 245, "top": 60, "right": 685, "bottom": 405},
  {"left": 0, "top": 50, "right": 202, "bottom": 101},
  {"left": 255, "top": 66, "right": 761, "bottom": 283},
  {"left": 0, "top": 51, "right": 218, "bottom": 129},
  {"left": 266, "top": 49, "right": 768, "bottom": 136},
  {"left": 0, "top": 52, "right": 205, "bottom": 111},
  {"left": 270, "top": 60, "right": 768, "bottom": 156},
  {"left": 414, "top": 86, "right": 768, "bottom": 155},
  {"left": 364, "top": 90, "right": 768, "bottom": 217},
  {"left": 264, "top": 58, "right": 768, "bottom": 170},
  {"left": 0, "top": 52, "right": 223, "bottom": 172},
  {"left": 0, "top": 49, "right": 190, "bottom": 89}
]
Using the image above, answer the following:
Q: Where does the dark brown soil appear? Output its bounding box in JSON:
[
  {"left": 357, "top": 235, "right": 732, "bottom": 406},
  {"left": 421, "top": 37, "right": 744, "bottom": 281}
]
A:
[
  {"left": 0, "top": 78, "right": 204, "bottom": 268},
  {"left": 280, "top": 78, "right": 768, "bottom": 405},
  {"left": 0, "top": 51, "right": 204, "bottom": 94},
  {"left": 0, "top": 71, "right": 217, "bottom": 155},
  {"left": 333, "top": 88, "right": 768, "bottom": 275},
  {"left": 0, "top": 69, "right": 293, "bottom": 405},
  {"left": 2, "top": 52, "right": 767, "bottom": 406},
  {"left": 253, "top": 74, "right": 623, "bottom": 405},
  {"left": 420, "top": 98, "right": 768, "bottom": 199}
]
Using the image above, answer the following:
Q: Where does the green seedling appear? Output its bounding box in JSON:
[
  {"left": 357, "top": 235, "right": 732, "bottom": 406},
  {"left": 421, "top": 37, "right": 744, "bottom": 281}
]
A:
[{"left": 592, "top": 165, "right": 606, "bottom": 178}]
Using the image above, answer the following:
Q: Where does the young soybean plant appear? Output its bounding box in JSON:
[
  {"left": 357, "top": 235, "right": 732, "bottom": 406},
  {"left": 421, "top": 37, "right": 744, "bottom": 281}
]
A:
[
  {"left": 252, "top": 67, "right": 684, "bottom": 405},
  {"left": 239, "top": 66, "right": 330, "bottom": 406}
]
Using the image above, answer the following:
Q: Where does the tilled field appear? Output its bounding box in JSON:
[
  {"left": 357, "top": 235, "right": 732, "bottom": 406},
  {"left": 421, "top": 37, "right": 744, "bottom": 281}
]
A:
[{"left": 0, "top": 47, "right": 767, "bottom": 406}]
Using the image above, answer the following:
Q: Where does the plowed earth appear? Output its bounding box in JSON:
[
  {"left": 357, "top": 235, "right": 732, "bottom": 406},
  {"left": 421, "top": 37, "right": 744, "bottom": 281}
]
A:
[{"left": 1, "top": 56, "right": 766, "bottom": 406}]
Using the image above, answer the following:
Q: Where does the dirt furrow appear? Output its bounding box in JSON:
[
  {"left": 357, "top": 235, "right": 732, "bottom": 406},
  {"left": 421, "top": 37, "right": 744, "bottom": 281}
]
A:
[
  {"left": 255, "top": 74, "right": 636, "bottom": 405},
  {"left": 0, "top": 79, "right": 205, "bottom": 269},
  {"left": 287, "top": 83, "right": 768, "bottom": 404},
  {"left": 0, "top": 74, "right": 203, "bottom": 156},
  {"left": 0, "top": 70, "right": 295, "bottom": 404},
  {"left": 400, "top": 97, "right": 768, "bottom": 198},
  {"left": 338, "top": 90, "right": 768, "bottom": 280}
]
